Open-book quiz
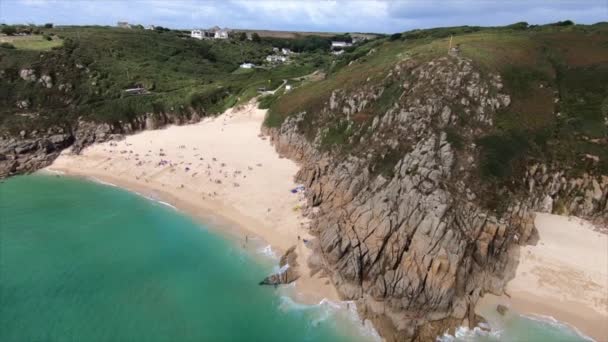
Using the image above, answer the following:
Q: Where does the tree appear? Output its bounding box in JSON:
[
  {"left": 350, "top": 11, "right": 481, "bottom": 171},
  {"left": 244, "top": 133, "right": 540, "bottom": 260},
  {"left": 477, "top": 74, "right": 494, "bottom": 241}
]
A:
[
  {"left": 238, "top": 31, "right": 247, "bottom": 41},
  {"left": 553, "top": 20, "right": 574, "bottom": 26},
  {"left": 44, "top": 23, "right": 53, "bottom": 28},
  {"left": 1, "top": 26, "right": 16, "bottom": 36},
  {"left": 389, "top": 33, "right": 402, "bottom": 41},
  {"left": 251, "top": 32, "right": 261, "bottom": 43},
  {"left": 506, "top": 22, "right": 529, "bottom": 30}
]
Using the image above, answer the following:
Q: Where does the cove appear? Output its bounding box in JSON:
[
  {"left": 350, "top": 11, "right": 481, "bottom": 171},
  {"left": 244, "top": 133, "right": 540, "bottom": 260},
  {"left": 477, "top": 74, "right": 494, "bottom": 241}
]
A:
[{"left": 0, "top": 174, "right": 374, "bottom": 342}]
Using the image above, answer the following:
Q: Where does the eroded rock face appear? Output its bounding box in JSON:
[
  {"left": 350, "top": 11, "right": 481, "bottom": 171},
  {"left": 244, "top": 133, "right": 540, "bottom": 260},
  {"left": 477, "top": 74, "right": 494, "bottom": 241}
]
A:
[
  {"left": 264, "top": 56, "right": 607, "bottom": 340},
  {"left": 0, "top": 129, "right": 73, "bottom": 178},
  {"left": 259, "top": 246, "right": 300, "bottom": 285},
  {"left": 0, "top": 109, "right": 206, "bottom": 178}
]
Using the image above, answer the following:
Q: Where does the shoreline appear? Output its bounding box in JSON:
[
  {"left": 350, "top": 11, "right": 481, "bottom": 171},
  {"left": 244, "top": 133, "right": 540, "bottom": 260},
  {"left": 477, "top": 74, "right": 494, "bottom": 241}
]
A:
[
  {"left": 46, "top": 101, "right": 340, "bottom": 306},
  {"left": 476, "top": 212, "right": 608, "bottom": 341}
]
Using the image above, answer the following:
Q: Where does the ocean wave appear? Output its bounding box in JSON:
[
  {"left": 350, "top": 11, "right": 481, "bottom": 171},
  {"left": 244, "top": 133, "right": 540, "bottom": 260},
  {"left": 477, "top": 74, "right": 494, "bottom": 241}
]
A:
[
  {"left": 438, "top": 325, "right": 501, "bottom": 342},
  {"left": 40, "top": 169, "right": 65, "bottom": 175},
  {"left": 523, "top": 314, "right": 595, "bottom": 342},
  {"left": 155, "top": 200, "right": 177, "bottom": 210},
  {"left": 278, "top": 296, "right": 381, "bottom": 341},
  {"left": 89, "top": 177, "right": 118, "bottom": 188},
  {"left": 258, "top": 245, "right": 277, "bottom": 259},
  {"left": 88, "top": 177, "right": 178, "bottom": 210}
]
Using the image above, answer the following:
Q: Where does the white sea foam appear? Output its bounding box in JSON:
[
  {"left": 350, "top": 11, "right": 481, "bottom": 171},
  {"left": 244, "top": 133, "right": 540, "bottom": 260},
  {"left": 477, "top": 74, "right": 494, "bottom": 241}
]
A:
[
  {"left": 277, "top": 296, "right": 381, "bottom": 341},
  {"left": 523, "top": 314, "right": 595, "bottom": 342},
  {"left": 438, "top": 325, "right": 501, "bottom": 342},
  {"left": 41, "top": 168, "right": 65, "bottom": 175},
  {"left": 439, "top": 313, "right": 594, "bottom": 342},
  {"left": 89, "top": 177, "right": 118, "bottom": 188},
  {"left": 258, "top": 245, "right": 277, "bottom": 259},
  {"left": 88, "top": 177, "right": 178, "bottom": 210},
  {"left": 155, "top": 200, "right": 177, "bottom": 210}
]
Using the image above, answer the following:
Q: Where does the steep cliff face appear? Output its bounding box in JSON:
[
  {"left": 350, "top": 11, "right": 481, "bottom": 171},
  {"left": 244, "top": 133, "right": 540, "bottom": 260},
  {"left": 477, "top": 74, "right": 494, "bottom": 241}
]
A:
[
  {"left": 0, "top": 108, "right": 203, "bottom": 178},
  {"left": 264, "top": 56, "right": 607, "bottom": 340}
]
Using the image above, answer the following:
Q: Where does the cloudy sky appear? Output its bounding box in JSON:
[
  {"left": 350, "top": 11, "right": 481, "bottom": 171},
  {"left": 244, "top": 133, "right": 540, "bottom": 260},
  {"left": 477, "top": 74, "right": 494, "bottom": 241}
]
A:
[{"left": 1, "top": 0, "right": 606, "bottom": 33}]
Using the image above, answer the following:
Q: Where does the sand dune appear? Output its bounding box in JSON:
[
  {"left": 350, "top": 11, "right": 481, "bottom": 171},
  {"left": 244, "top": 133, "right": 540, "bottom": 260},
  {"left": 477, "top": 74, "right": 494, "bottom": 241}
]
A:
[
  {"left": 49, "top": 101, "right": 339, "bottom": 304},
  {"left": 477, "top": 212, "right": 608, "bottom": 341}
]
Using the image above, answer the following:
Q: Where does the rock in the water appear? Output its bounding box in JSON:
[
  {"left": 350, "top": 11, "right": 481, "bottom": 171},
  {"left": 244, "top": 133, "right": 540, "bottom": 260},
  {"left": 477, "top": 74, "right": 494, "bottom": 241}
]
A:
[
  {"left": 496, "top": 304, "right": 508, "bottom": 316},
  {"left": 259, "top": 245, "right": 300, "bottom": 286}
]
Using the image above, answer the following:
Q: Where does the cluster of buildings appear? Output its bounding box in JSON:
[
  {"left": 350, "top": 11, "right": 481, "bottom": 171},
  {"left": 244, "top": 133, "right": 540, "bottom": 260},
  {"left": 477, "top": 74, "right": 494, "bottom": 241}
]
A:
[
  {"left": 240, "top": 47, "right": 294, "bottom": 69},
  {"left": 266, "top": 47, "right": 293, "bottom": 64},
  {"left": 331, "top": 40, "right": 353, "bottom": 55},
  {"left": 190, "top": 26, "right": 230, "bottom": 40},
  {"left": 116, "top": 22, "right": 155, "bottom": 30}
]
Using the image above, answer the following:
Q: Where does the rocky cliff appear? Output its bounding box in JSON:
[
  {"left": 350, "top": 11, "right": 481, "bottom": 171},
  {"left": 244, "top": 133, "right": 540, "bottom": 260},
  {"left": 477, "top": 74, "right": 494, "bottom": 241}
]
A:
[
  {"left": 0, "top": 67, "right": 204, "bottom": 178},
  {"left": 264, "top": 56, "right": 607, "bottom": 340}
]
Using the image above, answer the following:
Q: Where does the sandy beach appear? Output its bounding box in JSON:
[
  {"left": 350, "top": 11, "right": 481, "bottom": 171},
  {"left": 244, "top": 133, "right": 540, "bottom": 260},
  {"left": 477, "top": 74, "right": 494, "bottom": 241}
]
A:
[
  {"left": 477, "top": 212, "right": 608, "bottom": 341},
  {"left": 48, "top": 101, "right": 339, "bottom": 305}
]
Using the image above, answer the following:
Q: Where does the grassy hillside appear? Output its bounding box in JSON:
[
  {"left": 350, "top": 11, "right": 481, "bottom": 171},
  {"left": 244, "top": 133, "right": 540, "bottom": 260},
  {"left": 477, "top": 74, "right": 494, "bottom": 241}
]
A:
[
  {"left": 0, "top": 26, "right": 327, "bottom": 133},
  {"left": 266, "top": 22, "right": 608, "bottom": 182}
]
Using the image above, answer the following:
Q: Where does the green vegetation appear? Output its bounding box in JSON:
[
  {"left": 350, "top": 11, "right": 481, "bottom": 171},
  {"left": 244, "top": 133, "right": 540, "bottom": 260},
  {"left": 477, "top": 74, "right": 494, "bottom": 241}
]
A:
[
  {"left": 267, "top": 22, "right": 608, "bottom": 185},
  {"left": 0, "top": 26, "right": 325, "bottom": 134},
  {"left": 321, "top": 120, "right": 352, "bottom": 149},
  {"left": 261, "top": 35, "right": 332, "bottom": 53},
  {"left": 3, "top": 35, "right": 63, "bottom": 50},
  {"left": 1, "top": 26, "right": 16, "bottom": 36},
  {"left": 389, "top": 33, "right": 402, "bottom": 41}
]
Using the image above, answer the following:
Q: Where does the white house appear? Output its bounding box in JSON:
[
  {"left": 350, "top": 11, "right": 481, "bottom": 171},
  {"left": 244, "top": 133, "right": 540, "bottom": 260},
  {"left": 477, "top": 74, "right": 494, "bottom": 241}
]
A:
[
  {"left": 117, "top": 21, "right": 131, "bottom": 29},
  {"left": 266, "top": 55, "right": 288, "bottom": 63},
  {"left": 146, "top": 25, "right": 155, "bottom": 30},
  {"left": 191, "top": 26, "right": 230, "bottom": 40},
  {"left": 191, "top": 29, "right": 204, "bottom": 39},
  {"left": 214, "top": 29, "right": 229, "bottom": 39},
  {"left": 240, "top": 63, "right": 255, "bottom": 69},
  {"left": 331, "top": 41, "right": 352, "bottom": 48}
]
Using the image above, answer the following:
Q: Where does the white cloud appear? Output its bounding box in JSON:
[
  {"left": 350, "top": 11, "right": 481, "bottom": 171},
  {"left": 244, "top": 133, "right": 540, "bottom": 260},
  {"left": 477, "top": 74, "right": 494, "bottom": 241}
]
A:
[{"left": 1, "top": 0, "right": 606, "bottom": 33}]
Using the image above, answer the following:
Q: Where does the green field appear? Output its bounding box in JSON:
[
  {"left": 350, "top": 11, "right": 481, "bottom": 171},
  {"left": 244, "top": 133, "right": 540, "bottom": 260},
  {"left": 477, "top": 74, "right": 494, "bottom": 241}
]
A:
[{"left": 0, "top": 35, "right": 64, "bottom": 51}]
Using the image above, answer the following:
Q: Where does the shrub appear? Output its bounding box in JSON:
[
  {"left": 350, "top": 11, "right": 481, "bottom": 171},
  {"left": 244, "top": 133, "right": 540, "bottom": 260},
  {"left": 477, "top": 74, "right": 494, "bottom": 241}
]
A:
[
  {"left": 321, "top": 120, "right": 352, "bottom": 148},
  {"left": 1, "top": 26, "right": 16, "bottom": 36},
  {"left": 477, "top": 130, "right": 530, "bottom": 179},
  {"left": 251, "top": 32, "right": 261, "bottom": 43},
  {"left": 0, "top": 42, "right": 15, "bottom": 49},
  {"left": 44, "top": 23, "right": 53, "bottom": 28},
  {"left": 43, "top": 34, "right": 52, "bottom": 41},
  {"left": 445, "top": 127, "right": 464, "bottom": 150},
  {"left": 550, "top": 20, "right": 574, "bottom": 26},
  {"left": 389, "top": 33, "right": 402, "bottom": 41},
  {"left": 501, "top": 66, "right": 549, "bottom": 97},
  {"left": 506, "top": 22, "right": 529, "bottom": 30},
  {"left": 258, "top": 94, "right": 277, "bottom": 109}
]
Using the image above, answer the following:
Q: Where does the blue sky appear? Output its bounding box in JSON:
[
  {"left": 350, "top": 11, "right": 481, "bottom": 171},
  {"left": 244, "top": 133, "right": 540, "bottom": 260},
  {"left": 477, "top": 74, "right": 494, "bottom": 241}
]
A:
[{"left": 1, "top": 0, "right": 606, "bottom": 33}]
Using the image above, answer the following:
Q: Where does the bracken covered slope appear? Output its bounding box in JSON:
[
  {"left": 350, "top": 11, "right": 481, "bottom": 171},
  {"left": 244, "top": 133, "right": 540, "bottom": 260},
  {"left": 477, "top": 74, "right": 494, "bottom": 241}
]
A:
[{"left": 263, "top": 23, "right": 608, "bottom": 340}]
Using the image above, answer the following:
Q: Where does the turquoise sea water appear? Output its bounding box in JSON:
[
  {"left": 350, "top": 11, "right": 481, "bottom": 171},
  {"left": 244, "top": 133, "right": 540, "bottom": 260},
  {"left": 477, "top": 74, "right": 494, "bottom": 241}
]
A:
[
  {"left": 0, "top": 174, "right": 375, "bottom": 342},
  {"left": 0, "top": 174, "right": 595, "bottom": 342},
  {"left": 440, "top": 311, "right": 593, "bottom": 342}
]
